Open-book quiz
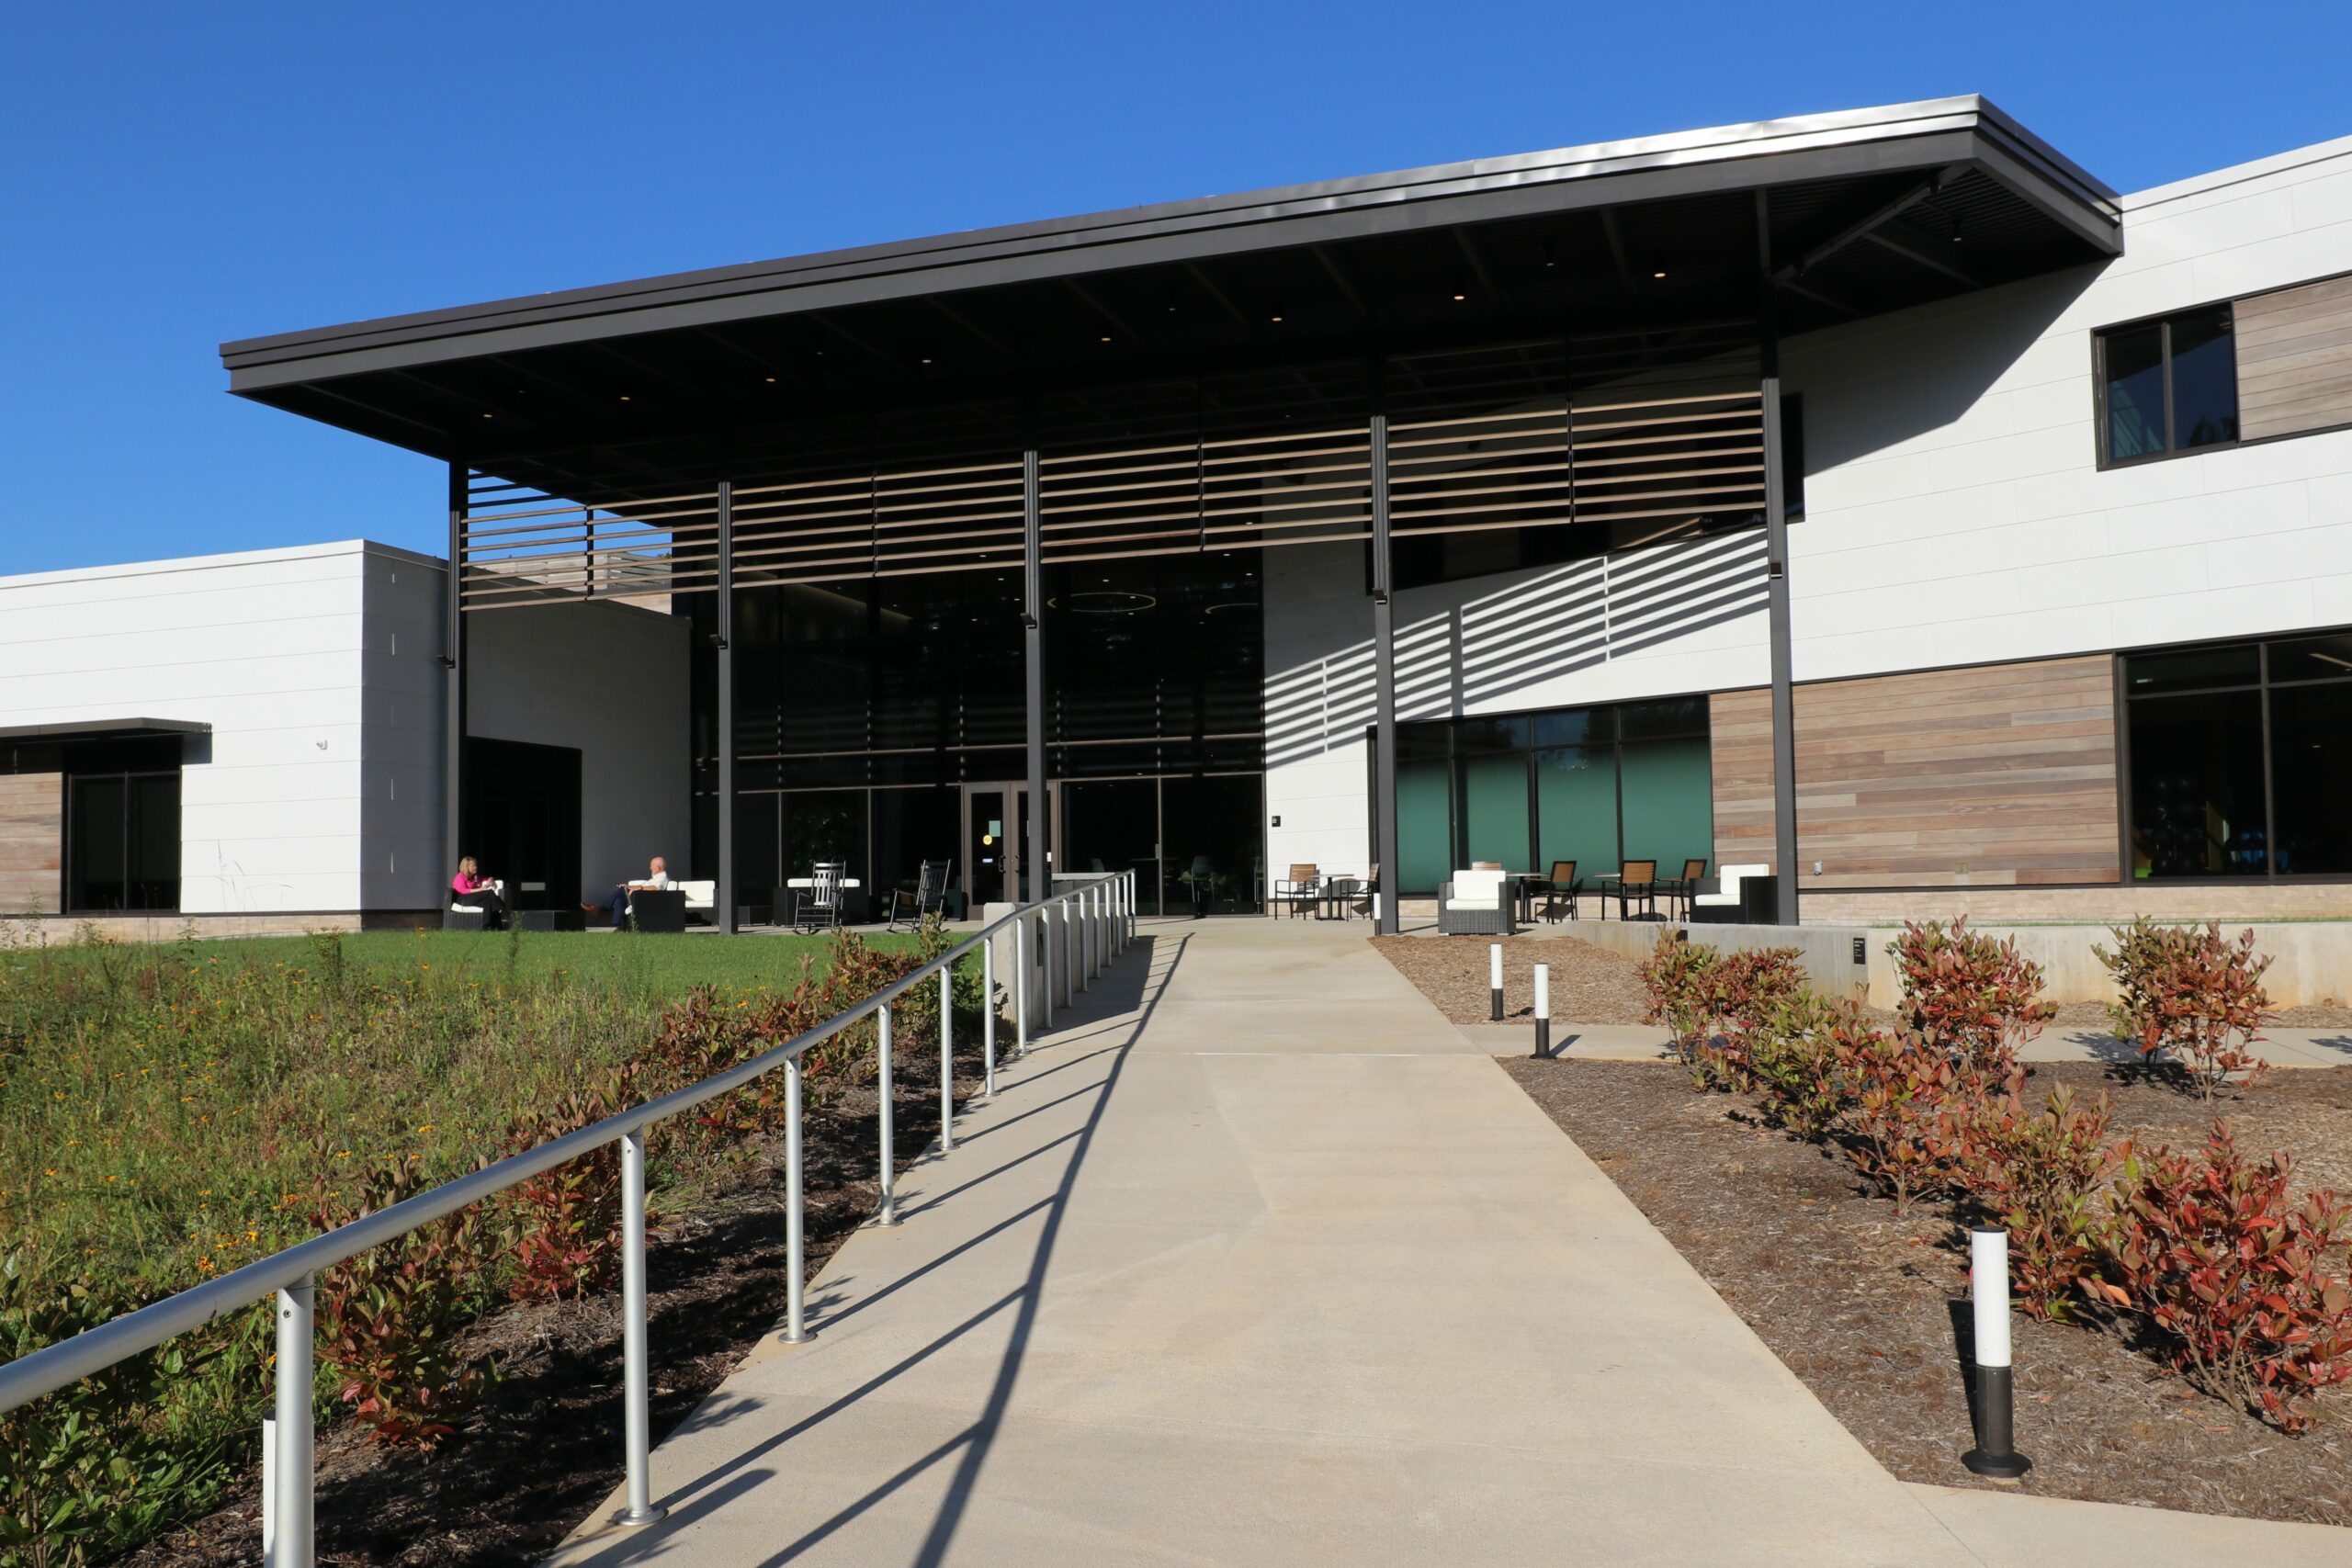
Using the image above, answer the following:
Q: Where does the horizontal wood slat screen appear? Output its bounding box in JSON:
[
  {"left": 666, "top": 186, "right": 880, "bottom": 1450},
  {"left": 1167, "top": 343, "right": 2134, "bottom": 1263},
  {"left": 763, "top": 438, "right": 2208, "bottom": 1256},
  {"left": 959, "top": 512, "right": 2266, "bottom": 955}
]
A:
[
  {"left": 2235, "top": 273, "right": 2352, "bottom": 442},
  {"left": 458, "top": 333, "right": 1768, "bottom": 608},
  {"left": 458, "top": 475, "right": 721, "bottom": 611},
  {"left": 1711, "top": 655, "right": 2120, "bottom": 889}
]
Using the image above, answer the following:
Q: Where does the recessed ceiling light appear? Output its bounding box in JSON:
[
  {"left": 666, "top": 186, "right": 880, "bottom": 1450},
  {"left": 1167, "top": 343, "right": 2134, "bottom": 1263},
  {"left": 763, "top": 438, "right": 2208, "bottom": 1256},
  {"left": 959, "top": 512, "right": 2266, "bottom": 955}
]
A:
[
  {"left": 764, "top": 375, "right": 776, "bottom": 383},
  {"left": 1100, "top": 334, "right": 1113, "bottom": 344},
  {"left": 619, "top": 394, "right": 632, "bottom": 401},
  {"left": 921, "top": 356, "right": 933, "bottom": 365},
  {"left": 481, "top": 412, "right": 494, "bottom": 420}
]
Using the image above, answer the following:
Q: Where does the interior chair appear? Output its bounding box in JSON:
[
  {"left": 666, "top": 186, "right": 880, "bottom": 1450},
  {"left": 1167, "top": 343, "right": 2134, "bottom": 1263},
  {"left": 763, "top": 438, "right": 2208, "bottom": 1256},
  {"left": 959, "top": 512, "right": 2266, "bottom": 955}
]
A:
[
  {"left": 1183, "top": 855, "right": 1216, "bottom": 918},
  {"left": 793, "top": 861, "right": 849, "bottom": 933},
  {"left": 888, "top": 858, "right": 953, "bottom": 930},
  {"left": 1537, "top": 860, "right": 1582, "bottom": 923},
  {"left": 1438, "top": 867, "right": 1512, "bottom": 936},
  {"left": 1272, "top": 863, "right": 1321, "bottom": 919},
  {"left": 1611, "top": 859, "right": 1660, "bottom": 921}
]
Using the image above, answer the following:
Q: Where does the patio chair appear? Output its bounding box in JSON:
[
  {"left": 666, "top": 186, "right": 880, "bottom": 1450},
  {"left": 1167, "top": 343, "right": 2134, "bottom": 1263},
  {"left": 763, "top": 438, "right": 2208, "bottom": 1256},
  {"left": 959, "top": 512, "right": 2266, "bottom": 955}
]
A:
[
  {"left": 887, "top": 857, "right": 953, "bottom": 931},
  {"left": 1535, "top": 860, "right": 1582, "bottom": 923},
  {"left": 1661, "top": 857, "right": 1708, "bottom": 919},
  {"left": 1438, "top": 868, "right": 1512, "bottom": 936},
  {"left": 1611, "top": 859, "right": 1660, "bottom": 921},
  {"left": 1272, "top": 863, "right": 1321, "bottom": 919},
  {"left": 793, "top": 861, "right": 849, "bottom": 933}
]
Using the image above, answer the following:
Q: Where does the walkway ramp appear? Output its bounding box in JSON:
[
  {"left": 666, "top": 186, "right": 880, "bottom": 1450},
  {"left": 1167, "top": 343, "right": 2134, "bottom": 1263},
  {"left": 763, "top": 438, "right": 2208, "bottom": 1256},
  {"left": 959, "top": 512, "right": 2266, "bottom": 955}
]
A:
[{"left": 547, "top": 919, "right": 1985, "bottom": 1566}]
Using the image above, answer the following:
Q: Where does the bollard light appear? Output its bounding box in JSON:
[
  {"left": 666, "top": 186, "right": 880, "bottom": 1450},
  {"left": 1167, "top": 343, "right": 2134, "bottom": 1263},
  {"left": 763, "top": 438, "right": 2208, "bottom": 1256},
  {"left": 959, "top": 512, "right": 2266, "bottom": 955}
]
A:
[
  {"left": 1961, "top": 1226, "right": 2030, "bottom": 1479},
  {"left": 1532, "top": 963, "right": 1551, "bottom": 1059},
  {"left": 1489, "top": 942, "right": 1505, "bottom": 1023}
]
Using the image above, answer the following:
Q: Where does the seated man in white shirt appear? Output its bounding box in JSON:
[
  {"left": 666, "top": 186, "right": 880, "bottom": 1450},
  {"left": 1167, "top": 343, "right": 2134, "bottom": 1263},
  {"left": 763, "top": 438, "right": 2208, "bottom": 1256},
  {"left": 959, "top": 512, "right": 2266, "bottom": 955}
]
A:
[{"left": 585, "top": 855, "right": 675, "bottom": 928}]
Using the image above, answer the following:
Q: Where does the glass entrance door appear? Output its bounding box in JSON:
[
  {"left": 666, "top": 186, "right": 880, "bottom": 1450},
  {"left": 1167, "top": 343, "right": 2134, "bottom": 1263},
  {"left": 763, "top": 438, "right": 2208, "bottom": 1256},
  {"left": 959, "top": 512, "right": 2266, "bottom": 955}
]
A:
[{"left": 963, "top": 784, "right": 1031, "bottom": 907}]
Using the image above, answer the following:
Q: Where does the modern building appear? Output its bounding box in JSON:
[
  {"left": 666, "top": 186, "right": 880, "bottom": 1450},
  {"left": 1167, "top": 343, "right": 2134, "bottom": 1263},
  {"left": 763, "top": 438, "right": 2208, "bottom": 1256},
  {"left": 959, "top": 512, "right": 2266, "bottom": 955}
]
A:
[{"left": 7, "top": 96, "right": 2352, "bottom": 932}]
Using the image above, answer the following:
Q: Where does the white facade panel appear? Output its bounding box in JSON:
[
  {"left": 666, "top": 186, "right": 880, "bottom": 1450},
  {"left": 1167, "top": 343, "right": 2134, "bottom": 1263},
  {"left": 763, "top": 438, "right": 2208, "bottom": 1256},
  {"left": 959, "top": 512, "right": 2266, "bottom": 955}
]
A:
[
  {"left": 1788, "top": 140, "right": 2352, "bottom": 685},
  {"left": 0, "top": 541, "right": 695, "bottom": 918},
  {"left": 466, "top": 598, "right": 694, "bottom": 897},
  {"left": 0, "top": 542, "right": 380, "bottom": 914}
]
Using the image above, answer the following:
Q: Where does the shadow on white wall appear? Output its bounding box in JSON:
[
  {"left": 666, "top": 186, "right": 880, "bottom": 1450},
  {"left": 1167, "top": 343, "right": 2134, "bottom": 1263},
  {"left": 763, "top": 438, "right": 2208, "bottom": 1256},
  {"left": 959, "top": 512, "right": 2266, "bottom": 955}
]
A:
[{"left": 1265, "top": 529, "right": 1767, "bottom": 768}]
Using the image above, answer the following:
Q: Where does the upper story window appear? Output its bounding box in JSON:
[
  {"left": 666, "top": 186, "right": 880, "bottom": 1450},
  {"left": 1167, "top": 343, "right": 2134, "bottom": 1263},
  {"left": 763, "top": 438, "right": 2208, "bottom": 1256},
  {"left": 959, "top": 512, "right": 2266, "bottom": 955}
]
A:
[{"left": 2097, "top": 306, "right": 2239, "bottom": 465}]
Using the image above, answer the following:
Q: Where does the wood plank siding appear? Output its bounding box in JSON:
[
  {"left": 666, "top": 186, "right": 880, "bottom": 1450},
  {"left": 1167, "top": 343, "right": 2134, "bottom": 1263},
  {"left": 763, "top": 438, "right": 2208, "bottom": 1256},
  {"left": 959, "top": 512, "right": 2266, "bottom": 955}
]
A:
[
  {"left": 1711, "top": 656, "right": 2120, "bottom": 888},
  {"left": 2236, "top": 273, "right": 2352, "bottom": 442},
  {"left": 0, "top": 773, "right": 62, "bottom": 915}
]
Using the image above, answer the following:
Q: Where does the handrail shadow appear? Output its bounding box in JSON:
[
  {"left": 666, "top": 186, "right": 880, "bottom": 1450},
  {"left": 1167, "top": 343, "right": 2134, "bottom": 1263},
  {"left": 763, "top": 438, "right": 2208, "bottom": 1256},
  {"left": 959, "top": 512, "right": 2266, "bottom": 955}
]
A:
[{"left": 556, "top": 930, "right": 1189, "bottom": 1567}]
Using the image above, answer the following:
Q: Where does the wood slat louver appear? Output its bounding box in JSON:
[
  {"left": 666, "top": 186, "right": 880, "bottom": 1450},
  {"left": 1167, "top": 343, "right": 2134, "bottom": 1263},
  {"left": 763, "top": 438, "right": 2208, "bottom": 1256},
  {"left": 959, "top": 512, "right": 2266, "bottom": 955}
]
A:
[{"left": 457, "top": 332, "right": 1770, "bottom": 608}]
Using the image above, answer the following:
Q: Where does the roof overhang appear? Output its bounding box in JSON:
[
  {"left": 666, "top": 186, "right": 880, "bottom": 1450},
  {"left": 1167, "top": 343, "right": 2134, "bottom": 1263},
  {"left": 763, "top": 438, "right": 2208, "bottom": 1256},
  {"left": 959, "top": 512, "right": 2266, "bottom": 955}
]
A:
[
  {"left": 0, "top": 718, "right": 210, "bottom": 742},
  {"left": 220, "top": 96, "right": 2120, "bottom": 468}
]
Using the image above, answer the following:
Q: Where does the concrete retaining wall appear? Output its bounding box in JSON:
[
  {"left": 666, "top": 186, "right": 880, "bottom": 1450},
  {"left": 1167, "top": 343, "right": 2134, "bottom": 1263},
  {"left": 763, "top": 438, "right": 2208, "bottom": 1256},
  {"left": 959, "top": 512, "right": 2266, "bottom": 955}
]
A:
[{"left": 1550, "top": 918, "right": 2352, "bottom": 1009}]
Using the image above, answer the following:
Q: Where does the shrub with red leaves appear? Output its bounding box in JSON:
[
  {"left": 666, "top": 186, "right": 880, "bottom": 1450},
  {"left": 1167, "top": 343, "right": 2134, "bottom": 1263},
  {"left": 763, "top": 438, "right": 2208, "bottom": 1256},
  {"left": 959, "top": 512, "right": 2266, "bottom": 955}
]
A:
[
  {"left": 501, "top": 1073, "right": 636, "bottom": 1303},
  {"left": 1888, "top": 917, "right": 2056, "bottom": 1076},
  {"left": 1692, "top": 946, "right": 1807, "bottom": 1093},
  {"left": 2090, "top": 1122, "right": 2352, "bottom": 1432},
  {"left": 310, "top": 1154, "right": 495, "bottom": 1449},
  {"left": 1832, "top": 1025, "right": 1975, "bottom": 1215},
  {"left": 1637, "top": 931, "right": 1720, "bottom": 1071},
  {"left": 1958, "top": 1084, "right": 2118, "bottom": 1322},
  {"left": 2096, "top": 919, "right": 2276, "bottom": 1100}
]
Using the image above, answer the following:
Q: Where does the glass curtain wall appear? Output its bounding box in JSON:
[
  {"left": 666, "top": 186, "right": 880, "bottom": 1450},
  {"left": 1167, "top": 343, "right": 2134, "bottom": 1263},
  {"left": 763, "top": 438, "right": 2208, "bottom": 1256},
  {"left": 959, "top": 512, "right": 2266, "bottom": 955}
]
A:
[
  {"left": 1391, "top": 696, "right": 1713, "bottom": 896},
  {"left": 2123, "top": 630, "right": 2352, "bottom": 877},
  {"left": 701, "top": 551, "right": 1265, "bottom": 918}
]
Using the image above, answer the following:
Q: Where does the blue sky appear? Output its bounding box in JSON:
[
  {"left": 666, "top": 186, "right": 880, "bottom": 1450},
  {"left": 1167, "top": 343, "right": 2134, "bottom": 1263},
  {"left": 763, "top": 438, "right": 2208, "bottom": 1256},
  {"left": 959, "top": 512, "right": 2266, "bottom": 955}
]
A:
[{"left": 5, "top": 1, "right": 2348, "bottom": 575}]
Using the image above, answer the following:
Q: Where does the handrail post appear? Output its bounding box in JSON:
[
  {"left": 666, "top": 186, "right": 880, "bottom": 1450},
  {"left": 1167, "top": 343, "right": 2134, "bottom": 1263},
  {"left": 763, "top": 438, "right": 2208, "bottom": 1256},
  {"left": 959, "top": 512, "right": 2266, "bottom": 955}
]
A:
[
  {"left": 1062, "top": 899, "right": 1074, "bottom": 1008},
  {"left": 877, "top": 1007, "right": 899, "bottom": 1226},
  {"left": 1043, "top": 907, "right": 1057, "bottom": 1027},
  {"left": 1081, "top": 888, "right": 1093, "bottom": 988},
  {"left": 271, "top": 1276, "right": 314, "bottom": 1567},
  {"left": 782, "top": 1055, "right": 811, "bottom": 1343},
  {"left": 1015, "top": 911, "right": 1031, "bottom": 1055},
  {"left": 983, "top": 932, "right": 998, "bottom": 1097},
  {"left": 616, "top": 1130, "right": 665, "bottom": 1527},
  {"left": 939, "top": 965, "right": 956, "bottom": 1153}
]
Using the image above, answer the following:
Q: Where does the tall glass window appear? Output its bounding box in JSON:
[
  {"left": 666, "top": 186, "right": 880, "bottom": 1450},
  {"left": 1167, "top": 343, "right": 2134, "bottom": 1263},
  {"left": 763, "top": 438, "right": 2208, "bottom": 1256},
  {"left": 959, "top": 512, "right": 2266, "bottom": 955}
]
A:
[
  {"left": 2098, "top": 306, "right": 2238, "bottom": 464},
  {"left": 1391, "top": 697, "right": 1712, "bottom": 895},
  {"left": 2123, "top": 630, "right": 2352, "bottom": 878}
]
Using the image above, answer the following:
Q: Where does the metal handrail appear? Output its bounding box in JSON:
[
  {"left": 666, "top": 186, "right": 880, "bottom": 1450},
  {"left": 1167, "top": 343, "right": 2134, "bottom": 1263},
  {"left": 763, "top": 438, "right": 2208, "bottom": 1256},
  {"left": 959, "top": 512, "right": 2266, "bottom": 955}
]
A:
[{"left": 0, "top": 869, "right": 1139, "bottom": 1560}]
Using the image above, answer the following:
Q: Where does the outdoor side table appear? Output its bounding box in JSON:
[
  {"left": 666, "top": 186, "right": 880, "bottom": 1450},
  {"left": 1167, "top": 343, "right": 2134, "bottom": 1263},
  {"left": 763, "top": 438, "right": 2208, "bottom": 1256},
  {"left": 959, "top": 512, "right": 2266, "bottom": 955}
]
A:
[{"left": 1317, "top": 877, "right": 1361, "bottom": 920}]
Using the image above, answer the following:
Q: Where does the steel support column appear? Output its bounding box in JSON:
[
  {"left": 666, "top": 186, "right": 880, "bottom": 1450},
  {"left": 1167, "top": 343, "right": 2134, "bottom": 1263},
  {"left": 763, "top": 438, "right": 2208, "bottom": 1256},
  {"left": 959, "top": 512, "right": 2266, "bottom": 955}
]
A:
[
  {"left": 1759, "top": 194, "right": 1801, "bottom": 926},
  {"left": 443, "top": 464, "right": 468, "bottom": 880},
  {"left": 1369, "top": 397, "right": 1400, "bottom": 937},
  {"left": 716, "top": 479, "right": 737, "bottom": 933},
  {"left": 1023, "top": 445, "right": 1049, "bottom": 910}
]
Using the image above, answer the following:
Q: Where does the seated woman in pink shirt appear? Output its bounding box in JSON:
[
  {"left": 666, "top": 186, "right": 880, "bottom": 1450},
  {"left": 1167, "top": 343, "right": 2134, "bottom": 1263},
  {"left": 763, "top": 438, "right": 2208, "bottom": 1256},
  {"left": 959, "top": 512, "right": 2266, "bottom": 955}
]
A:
[{"left": 450, "top": 856, "right": 507, "bottom": 929}]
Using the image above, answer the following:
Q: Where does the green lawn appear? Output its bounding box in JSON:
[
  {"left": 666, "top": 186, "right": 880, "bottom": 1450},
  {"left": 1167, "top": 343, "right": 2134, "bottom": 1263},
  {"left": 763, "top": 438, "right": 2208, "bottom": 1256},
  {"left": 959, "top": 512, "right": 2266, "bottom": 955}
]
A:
[{"left": 15, "top": 925, "right": 928, "bottom": 998}]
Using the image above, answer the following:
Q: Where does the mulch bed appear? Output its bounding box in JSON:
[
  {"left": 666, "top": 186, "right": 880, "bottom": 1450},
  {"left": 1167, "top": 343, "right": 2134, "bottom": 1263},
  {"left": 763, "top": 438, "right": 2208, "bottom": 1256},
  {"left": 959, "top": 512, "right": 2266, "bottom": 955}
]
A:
[
  {"left": 1371, "top": 933, "right": 1651, "bottom": 1025},
  {"left": 1498, "top": 1055, "right": 2352, "bottom": 1525},
  {"left": 120, "top": 1036, "right": 997, "bottom": 1566}
]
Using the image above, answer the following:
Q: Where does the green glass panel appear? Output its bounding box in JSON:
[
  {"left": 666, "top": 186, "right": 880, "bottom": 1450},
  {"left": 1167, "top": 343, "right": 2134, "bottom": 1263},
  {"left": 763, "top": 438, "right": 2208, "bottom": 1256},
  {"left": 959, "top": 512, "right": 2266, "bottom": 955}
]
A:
[
  {"left": 1533, "top": 746, "right": 1618, "bottom": 883},
  {"left": 1618, "top": 739, "right": 1713, "bottom": 878},
  {"left": 1459, "top": 753, "right": 1531, "bottom": 870},
  {"left": 1397, "top": 759, "right": 1452, "bottom": 895}
]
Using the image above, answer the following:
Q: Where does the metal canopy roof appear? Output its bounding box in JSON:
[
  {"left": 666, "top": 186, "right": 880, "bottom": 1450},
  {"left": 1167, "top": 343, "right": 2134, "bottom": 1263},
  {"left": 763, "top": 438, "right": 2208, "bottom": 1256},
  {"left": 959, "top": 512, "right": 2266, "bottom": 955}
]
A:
[
  {"left": 0, "top": 718, "right": 210, "bottom": 741},
  {"left": 220, "top": 96, "right": 2119, "bottom": 468}
]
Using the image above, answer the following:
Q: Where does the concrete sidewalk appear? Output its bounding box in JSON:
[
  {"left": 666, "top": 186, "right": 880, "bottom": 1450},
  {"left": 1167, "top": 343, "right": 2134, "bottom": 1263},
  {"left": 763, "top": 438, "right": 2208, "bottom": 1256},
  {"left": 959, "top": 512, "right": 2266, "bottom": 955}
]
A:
[{"left": 548, "top": 919, "right": 2348, "bottom": 1567}]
